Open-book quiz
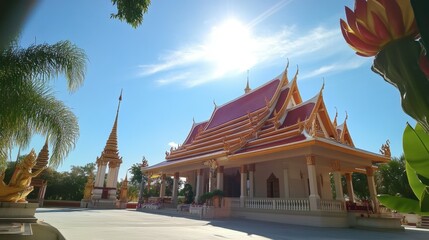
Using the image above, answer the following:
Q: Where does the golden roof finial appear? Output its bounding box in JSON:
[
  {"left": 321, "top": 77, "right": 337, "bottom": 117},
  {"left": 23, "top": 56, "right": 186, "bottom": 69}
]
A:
[
  {"left": 333, "top": 107, "right": 338, "bottom": 127},
  {"left": 319, "top": 78, "right": 325, "bottom": 94},
  {"left": 291, "top": 65, "right": 299, "bottom": 83},
  {"left": 281, "top": 59, "right": 290, "bottom": 84},
  {"left": 345, "top": 111, "right": 348, "bottom": 122},
  {"left": 213, "top": 99, "right": 217, "bottom": 108},
  {"left": 244, "top": 69, "right": 251, "bottom": 94},
  {"left": 192, "top": 117, "right": 195, "bottom": 124}
]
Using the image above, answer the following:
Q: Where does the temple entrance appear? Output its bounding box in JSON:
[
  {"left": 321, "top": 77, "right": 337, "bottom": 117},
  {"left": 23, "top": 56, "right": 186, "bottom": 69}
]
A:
[
  {"left": 223, "top": 169, "right": 240, "bottom": 197},
  {"left": 267, "top": 173, "right": 279, "bottom": 198}
]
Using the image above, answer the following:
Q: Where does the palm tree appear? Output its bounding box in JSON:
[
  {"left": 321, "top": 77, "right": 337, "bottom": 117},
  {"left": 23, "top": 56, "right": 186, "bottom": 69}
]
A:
[{"left": 0, "top": 40, "right": 87, "bottom": 168}]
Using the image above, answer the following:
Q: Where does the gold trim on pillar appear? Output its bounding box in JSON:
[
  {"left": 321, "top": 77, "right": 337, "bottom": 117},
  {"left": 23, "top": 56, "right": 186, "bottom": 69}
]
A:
[
  {"left": 330, "top": 160, "right": 341, "bottom": 171},
  {"left": 240, "top": 165, "right": 247, "bottom": 174},
  {"left": 248, "top": 164, "right": 255, "bottom": 172},
  {"left": 365, "top": 167, "right": 374, "bottom": 177},
  {"left": 345, "top": 172, "right": 352, "bottom": 181},
  {"left": 306, "top": 155, "right": 315, "bottom": 165}
]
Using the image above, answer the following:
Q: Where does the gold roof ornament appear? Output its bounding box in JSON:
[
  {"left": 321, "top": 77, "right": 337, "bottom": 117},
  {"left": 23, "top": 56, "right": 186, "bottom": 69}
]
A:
[
  {"left": 380, "top": 140, "right": 391, "bottom": 158},
  {"left": 280, "top": 59, "right": 290, "bottom": 84},
  {"left": 244, "top": 69, "right": 251, "bottom": 94},
  {"left": 333, "top": 107, "right": 338, "bottom": 128}
]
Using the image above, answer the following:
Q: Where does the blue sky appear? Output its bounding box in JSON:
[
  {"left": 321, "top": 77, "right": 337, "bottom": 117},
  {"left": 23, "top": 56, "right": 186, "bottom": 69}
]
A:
[{"left": 18, "top": 0, "right": 414, "bottom": 179}]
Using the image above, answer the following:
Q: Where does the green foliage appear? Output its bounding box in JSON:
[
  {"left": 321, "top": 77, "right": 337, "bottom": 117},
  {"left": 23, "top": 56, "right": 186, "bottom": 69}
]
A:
[
  {"left": 378, "top": 123, "right": 429, "bottom": 214},
  {"left": 129, "top": 163, "right": 144, "bottom": 185},
  {"left": 377, "top": 155, "right": 416, "bottom": 200},
  {"left": 111, "top": 0, "right": 151, "bottom": 28},
  {"left": 0, "top": 40, "right": 87, "bottom": 167},
  {"left": 197, "top": 189, "right": 224, "bottom": 204},
  {"left": 180, "top": 184, "right": 194, "bottom": 204}
]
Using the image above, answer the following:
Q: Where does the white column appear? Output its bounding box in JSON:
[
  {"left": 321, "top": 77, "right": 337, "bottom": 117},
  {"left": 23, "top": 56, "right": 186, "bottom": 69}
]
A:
[
  {"left": 248, "top": 164, "right": 255, "bottom": 198},
  {"left": 306, "top": 155, "right": 320, "bottom": 211},
  {"left": 106, "top": 162, "right": 119, "bottom": 188},
  {"left": 345, "top": 173, "right": 355, "bottom": 202},
  {"left": 333, "top": 172, "right": 344, "bottom": 201},
  {"left": 366, "top": 167, "right": 379, "bottom": 213},
  {"left": 216, "top": 166, "right": 224, "bottom": 190},
  {"left": 95, "top": 162, "right": 107, "bottom": 188},
  {"left": 283, "top": 168, "right": 290, "bottom": 198},
  {"left": 159, "top": 174, "right": 166, "bottom": 198},
  {"left": 208, "top": 170, "right": 213, "bottom": 192},
  {"left": 172, "top": 172, "right": 179, "bottom": 205},
  {"left": 195, "top": 169, "right": 202, "bottom": 202},
  {"left": 240, "top": 165, "right": 247, "bottom": 207}
]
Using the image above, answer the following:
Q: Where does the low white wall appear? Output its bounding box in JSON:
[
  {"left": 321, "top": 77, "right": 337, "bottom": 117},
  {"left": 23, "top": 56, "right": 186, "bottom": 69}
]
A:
[{"left": 232, "top": 208, "right": 349, "bottom": 228}]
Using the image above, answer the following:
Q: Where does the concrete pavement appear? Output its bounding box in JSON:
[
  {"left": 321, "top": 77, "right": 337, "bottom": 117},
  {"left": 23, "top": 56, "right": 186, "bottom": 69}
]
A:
[{"left": 34, "top": 208, "right": 429, "bottom": 240}]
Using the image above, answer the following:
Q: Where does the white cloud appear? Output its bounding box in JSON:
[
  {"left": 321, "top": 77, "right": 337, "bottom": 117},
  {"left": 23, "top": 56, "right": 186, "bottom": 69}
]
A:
[
  {"left": 168, "top": 142, "right": 179, "bottom": 149},
  {"left": 301, "top": 58, "right": 370, "bottom": 80},
  {"left": 138, "top": 16, "right": 355, "bottom": 87}
]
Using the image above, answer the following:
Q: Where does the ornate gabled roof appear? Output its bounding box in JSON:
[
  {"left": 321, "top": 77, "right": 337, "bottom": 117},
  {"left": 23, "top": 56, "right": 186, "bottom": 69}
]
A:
[
  {"left": 336, "top": 114, "right": 354, "bottom": 147},
  {"left": 206, "top": 78, "right": 280, "bottom": 130},
  {"left": 183, "top": 121, "right": 209, "bottom": 145},
  {"left": 162, "top": 69, "right": 364, "bottom": 165}
]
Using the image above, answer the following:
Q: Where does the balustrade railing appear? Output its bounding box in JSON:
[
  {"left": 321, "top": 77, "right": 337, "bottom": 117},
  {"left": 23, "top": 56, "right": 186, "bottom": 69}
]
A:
[
  {"left": 245, "top": 198, "right": 310, "bottom": 211},
  {"left": 320, "top": 199, "right": 345, "bottom": 212}
]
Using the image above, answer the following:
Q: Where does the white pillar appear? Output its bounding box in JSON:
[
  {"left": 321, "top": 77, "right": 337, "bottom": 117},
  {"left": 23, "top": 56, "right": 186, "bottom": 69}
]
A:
[
  {"left": 345, "top": 173, "right": 355, "bottom": 202},
  {"left": 283, "top": 168, "right": 290, "bottom": 198},
  {"left": 366, "top": 167, "right": 379, "bottom": 213},
  {"left": 172, "top": 172, "right": 179, "bottom": 205},
  {"left": 195, "top": 169, "right": 202, "bottom": 203},
  {"left": 159, "top": 174, "right": 166, "bottom": 198},
  {"left": 306, "top": 156, "right": 320, "bottom": 211},
  {"left": 106, "top": 161, "right": 120, "bottom": 188},
  {"left": 333, "top": 172, "right": 344, "bottom": 201},
  {"left": 240, "top": 165, "right": 247, "bottom": 207},
  {"left": 248, "top": 164, "right": 255, "bottom": 198},
  {"left": 216, "top": 166, "right": 224, "bottom": 190},
  {"left": 208, "top": 170, "right": 213, "bottom": 192},
  {"left": 95, "top": 162, "right": 107, "bottom": 188}
]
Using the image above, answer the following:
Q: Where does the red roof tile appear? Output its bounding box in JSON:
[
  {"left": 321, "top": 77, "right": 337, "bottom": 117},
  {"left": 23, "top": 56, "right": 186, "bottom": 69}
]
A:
[
  {"left": 282, "top": 102, "right": 315, "bottom": 127},
  {"left": 206, "top": 79, "right": 280, "bottom": 129}
]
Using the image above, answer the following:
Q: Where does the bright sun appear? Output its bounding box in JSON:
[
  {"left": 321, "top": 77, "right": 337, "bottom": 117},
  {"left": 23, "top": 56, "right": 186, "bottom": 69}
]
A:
[{"left": 205, "top": 19, "right": 256, "bottom": 75}]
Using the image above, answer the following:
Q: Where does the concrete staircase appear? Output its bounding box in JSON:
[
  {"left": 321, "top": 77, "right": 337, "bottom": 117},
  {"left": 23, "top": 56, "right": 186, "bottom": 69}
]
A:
[{"left": 420, "top": 216, "right": 429, "bottom": 229}]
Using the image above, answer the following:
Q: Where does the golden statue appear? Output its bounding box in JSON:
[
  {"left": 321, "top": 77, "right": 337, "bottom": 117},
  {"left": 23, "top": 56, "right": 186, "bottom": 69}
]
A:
[
  {"left": 83, "top": 174, "right": 94, "bottom": 200},
  {"left": 0, "top": 149, "right": 46, "bottom": 202},
  {"left": 380, "top": 140, "right": 391, "bottom": 158}
]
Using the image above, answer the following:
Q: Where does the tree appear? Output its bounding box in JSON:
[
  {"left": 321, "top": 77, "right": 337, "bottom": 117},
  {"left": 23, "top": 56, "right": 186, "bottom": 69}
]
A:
[
  {"left": 1, "top": 1, "right": 151, "bottom": 51},
  {"left": 0, "top": 40, "right": 87, "bottom": 168},
  {"left": 111, "top": 0, "right": 151, "bottom": 28},
  {"left": 377, "top": 155, "right": 416, "bottom": 200}
]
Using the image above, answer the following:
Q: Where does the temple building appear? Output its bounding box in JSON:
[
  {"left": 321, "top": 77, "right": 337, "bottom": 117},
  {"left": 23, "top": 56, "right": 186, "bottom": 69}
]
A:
[
  {"left": 142, "top": 65, "right": 391, "bottom": 227},
  {"left": 84, "top": 92, "right": 123, "bottom": 208}
]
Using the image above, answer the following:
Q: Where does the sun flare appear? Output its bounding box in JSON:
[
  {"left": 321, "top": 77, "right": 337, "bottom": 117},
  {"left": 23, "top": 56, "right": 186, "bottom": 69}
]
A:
[{"left": 205, "top": 19, "right": 256, "bottom": 75}]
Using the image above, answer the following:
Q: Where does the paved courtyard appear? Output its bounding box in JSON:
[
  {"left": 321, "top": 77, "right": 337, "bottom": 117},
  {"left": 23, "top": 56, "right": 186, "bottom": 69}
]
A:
[{"left": 34, "top": 208, "right": 429, "bottom": 240}]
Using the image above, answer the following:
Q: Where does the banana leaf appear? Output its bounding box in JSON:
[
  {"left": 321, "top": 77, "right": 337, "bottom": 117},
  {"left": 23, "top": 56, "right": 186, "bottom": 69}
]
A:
[
  {"left": 403, "top": 123, "right": 429, "bottom": 179},
  {"left": 377, "top": 194, "right": 429, "bottom": 215}
]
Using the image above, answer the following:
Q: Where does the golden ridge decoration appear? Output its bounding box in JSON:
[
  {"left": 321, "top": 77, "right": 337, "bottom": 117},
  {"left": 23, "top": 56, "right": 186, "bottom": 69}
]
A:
[{"left": 380, "top": 140, "right": 391, "bottom": 158}]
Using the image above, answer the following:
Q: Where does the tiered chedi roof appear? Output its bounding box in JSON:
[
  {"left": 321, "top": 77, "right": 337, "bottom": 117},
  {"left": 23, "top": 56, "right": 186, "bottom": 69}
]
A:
[{"left": 150, "top": 65, "right": 387, "bottom": 171}]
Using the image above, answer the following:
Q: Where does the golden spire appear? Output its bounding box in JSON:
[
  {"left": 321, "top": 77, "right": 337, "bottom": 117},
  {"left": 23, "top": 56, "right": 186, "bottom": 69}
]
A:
[
  {"left": 244, "top": 70, "right": 251, "bottom": 94},
  {"left": 102, "top": 90, "right": 122, "bottom": 159},
  {"left": 34, "top": 137, "right": 49, "bottom": 170}
]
